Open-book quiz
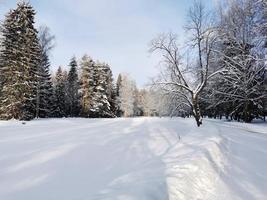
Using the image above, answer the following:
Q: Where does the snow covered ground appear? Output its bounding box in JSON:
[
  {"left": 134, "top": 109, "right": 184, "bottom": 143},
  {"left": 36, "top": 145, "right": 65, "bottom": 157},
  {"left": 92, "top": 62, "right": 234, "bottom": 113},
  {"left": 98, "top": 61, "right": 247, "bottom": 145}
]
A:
[{"left": 0, "top": 117, "right": 266, "bottom": 200}]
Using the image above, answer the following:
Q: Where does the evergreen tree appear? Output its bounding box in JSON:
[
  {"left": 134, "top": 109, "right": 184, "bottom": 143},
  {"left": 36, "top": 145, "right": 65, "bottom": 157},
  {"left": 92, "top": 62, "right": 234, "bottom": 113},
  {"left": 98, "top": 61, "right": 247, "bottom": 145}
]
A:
[
  {"left": 80, "top": 56, "right": 116, "bottom": 118},
  {"left": 67, "top": 57, "right": 80, "bottom": 117},
  {"left": 0, "top": 27, "right": 3, "bottom": 99},
  {"left": 36, "top": 26, "right": 55, "bottom": 118},
  {"left": 90, "top": 62, "right": 114, "bottom": 118},
  {"left": 116, "top": 74, "right": 123, "bottom": 117},
  {"left": 109, "top": 83, "right": 118, "bottom": 117},
  {"left": 80, "top": 54, "right": 94, "bottom": 117},
  {"left": 105, "top": 64, "right": 117, "bottom": 117},
  {"left": 54, "top": 67, "right": 68, "bottom": 117},
  {"left": 0, "top": 2, "right": 41, "bottom": 120},
  {"left": 36, "top": 52, "right": 54, "bottom": 118}
]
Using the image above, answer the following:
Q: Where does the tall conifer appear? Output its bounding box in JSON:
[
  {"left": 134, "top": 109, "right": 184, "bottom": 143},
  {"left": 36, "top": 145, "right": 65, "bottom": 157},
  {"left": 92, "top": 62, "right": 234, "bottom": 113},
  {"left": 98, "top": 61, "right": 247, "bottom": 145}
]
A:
[
  {"left": 67, "top": 57, "right": 80, "bottom": 117},
  {"left": 0, "top": 2, "right": 41, "bottom": 120}
]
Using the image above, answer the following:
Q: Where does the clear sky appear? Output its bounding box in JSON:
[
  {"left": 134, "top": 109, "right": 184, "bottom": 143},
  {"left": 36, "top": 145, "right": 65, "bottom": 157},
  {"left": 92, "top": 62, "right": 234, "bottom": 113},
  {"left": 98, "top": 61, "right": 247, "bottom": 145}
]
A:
[{"left": 0, "top": 0, "right": 215, "bottom": 87}]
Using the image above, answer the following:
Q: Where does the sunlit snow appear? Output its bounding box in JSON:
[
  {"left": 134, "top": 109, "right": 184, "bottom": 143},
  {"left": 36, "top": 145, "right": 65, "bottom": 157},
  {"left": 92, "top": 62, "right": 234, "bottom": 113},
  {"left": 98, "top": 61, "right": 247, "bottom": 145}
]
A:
[{"left": 0, "top": 117, "right": 266, "bottom": 200}]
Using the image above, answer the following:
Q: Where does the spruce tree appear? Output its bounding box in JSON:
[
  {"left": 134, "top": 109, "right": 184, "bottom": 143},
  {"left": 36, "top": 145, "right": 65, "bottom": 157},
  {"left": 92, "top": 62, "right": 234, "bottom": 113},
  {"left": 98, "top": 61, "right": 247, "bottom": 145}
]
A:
[
  {"left": 0, "top": 28, "right": 3, "bottom": 99},
  {"left": 80, "top": 55, "right": 94, "bottom": 117},
  {"left": 36, "top": 26, "right": 55, "bottom": 118},
  {"left": 36, "top": 52, "right": 54, "bottom": 118},
  {"left": 110, "top": 83, "right": 118, "bottom": 117},
  {"left": 0, "top": 2, "right": 41, "bottom": 120},
  {"left": 116, "top": 74, "right": 123, "bottom": 117},
  {"left": 88, "top": 62, "right": 115, "bottom": 118},
  {"left": 54, "top": 67, "right": 68, "bottom": 117},
  {"left": 103, "top": 64, "right": 116, "bottom": 117},
  {"left": 67, "top": 57, "right": 80, "bottom": 117},
  {"left": 90, "top": 63, "right": 108, "bottom": 117}
]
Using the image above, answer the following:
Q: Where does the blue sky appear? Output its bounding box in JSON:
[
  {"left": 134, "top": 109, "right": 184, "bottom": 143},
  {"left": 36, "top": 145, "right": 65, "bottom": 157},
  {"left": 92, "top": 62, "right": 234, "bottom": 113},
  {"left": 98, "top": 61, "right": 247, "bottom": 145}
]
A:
[{"left": 0, "top": 0, "right": 215, "bottom": 86}]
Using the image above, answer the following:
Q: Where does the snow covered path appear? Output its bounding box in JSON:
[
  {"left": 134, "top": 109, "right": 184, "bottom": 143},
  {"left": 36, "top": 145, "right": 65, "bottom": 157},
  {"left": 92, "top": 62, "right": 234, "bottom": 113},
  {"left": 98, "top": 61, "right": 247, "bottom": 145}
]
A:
[{"left": 0, "top": 118, "right": 266, "bottom": 200}]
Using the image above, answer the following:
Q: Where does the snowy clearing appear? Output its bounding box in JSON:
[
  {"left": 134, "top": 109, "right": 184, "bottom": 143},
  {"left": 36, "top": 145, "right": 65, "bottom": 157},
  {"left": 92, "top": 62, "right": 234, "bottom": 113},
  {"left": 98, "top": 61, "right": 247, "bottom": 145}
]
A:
[{"left": 0, "top": 117, "right": 266, "bottom": 200}]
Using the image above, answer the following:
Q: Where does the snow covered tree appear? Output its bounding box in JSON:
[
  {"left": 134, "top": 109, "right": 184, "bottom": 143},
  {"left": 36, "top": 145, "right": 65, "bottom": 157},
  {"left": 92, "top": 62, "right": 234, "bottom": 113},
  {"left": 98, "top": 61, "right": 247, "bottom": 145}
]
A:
[
  {"left": 205, "top": 0, "right": 266, "bottom": 122},
  {"left": 115, "top": 74, "right": 123, "bottom": 117},
  {"left": 80, "top": 54, "right": 94, "bottom": 117},
  {"left": 139, "top": 89, "right": 160, "bottom": 116},
  {"left": 67, "top": 57, "right": 80, "bottom": 117},
  {"left": 254, "top": 0, "right": 267, "bottom": 119},
  {"left": 80, "top": 56, "right": 116, "bottom": 118},
  {"left": 150, "top": 4, "right": 221, "bottom": 127},
  {"left": 90, "top": 62, "right": 115, "bottom": 118},
  {"left": 0, "top": 30, "right": 3, "bottom": 99},
  {"left": 105, "top": 65, "right": 117, "bottom": 117},
  {"left": 36, "top": 26, "right": 55, "bottom": 118},
  {"left": 0, "top": 26, "right": 3, "bottom": 99},
  {"left": 150, "top": 0, "right": 267, "bottom": 125},
  {"left": 54, "top": 67, "right": 68, "bottom": 117},
  {"left": 118, "top": 74, "right": 136, "bottom": 117},
  {"left": 0, "top": 2, "right": 41, "bottom": 120},
  {"left": 132, "top": 88, "right": 142, "bottom": 116}
]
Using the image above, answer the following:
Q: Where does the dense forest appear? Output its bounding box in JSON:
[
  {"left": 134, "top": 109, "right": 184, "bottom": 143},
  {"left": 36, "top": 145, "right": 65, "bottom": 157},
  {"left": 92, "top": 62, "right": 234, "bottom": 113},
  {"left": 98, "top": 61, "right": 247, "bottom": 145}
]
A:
[{"left": 0, "top": 0, "right": 266, "bottom": 126}]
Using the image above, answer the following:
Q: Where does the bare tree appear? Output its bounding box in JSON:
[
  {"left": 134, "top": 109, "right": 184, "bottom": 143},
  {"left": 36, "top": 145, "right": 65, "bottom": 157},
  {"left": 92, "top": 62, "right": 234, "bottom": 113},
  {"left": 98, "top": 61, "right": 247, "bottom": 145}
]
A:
[
  {"left": 150, "top": 1, "right": 222, "bottom": 126},
  {"left": 38, "top": 25, "right": 55, "bottom": 55}
]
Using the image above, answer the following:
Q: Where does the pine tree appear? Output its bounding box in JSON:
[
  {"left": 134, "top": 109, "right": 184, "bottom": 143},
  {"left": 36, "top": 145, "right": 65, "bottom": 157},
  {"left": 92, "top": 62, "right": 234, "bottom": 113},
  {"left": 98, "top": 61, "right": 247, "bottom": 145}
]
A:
[
  {"left": 90, "top": 62, "right": 114, "bottom": 118},
  {"left": 80, "top": 56, "right": 116, "bottom": 118},
  {"left": 80, "top": 54, "right": 94, "bottom": 117},
  {"left": 36, "top": 26, "right": 55, "bottom": 118},
  {"left": 54, "top": 67, "right": 68, "bottom": 117},
  {"left": 67, "top": 57, "right": 80, "bottom": 117},
  {"left": 109, "top": 83, "right": 118, "bottom": 117},
  {"left": 36, "top": 52, "right": 54, "bottom": 118},
  {"left": 0, "top": 27, "right": 3, "bottom": 98},
  {"left": 0, "top": 2, "right": 41, "bottom": 120},
  {"left": 116, "top": 74, "right": 123, "bottom": 117},
  {"left": 105, "top": 64, "right": 117, "bottom": 117}
]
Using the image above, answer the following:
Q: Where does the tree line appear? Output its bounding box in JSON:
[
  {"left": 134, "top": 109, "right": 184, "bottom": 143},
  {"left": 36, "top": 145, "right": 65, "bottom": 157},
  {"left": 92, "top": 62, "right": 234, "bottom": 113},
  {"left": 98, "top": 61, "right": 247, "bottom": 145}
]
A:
[
  {"left": 151, "top": 0, "right": 266, "bottom": 126},
  {"left": 0, "top": 2, "right": 158, "bottom": 120},
  {"left": 0, "top": 1, "right": 266, "bottom": 124}
]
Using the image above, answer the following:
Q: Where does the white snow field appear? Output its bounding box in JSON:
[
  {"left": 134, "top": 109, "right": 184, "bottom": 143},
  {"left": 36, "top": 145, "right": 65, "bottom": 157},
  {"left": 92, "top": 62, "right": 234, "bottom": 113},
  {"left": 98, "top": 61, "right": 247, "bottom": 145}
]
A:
[{"left": 0, "top": 118, "right": 266, "bottom": 200}]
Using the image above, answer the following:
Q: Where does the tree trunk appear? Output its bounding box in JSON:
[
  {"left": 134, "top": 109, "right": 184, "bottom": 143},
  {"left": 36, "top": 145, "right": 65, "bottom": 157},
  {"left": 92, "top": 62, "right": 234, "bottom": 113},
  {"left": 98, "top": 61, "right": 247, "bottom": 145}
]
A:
[
  {"left": 192, "top": 95, "right": 202, "bottom": 127},
  {"left": 35, "top": 84, "right": 40, "bottom": 119}
]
